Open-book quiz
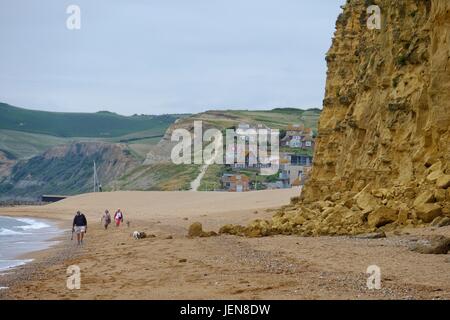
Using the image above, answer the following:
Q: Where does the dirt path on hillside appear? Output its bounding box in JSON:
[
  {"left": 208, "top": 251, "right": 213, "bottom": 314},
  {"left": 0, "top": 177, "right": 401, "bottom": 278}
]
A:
[{"left": 190, "top": 164, "right": 209, "bottom": 191}]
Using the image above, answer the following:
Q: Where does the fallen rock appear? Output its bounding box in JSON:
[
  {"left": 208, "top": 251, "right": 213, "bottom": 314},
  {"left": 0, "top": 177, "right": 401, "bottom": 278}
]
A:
[
  {"left": 403, "top": 187, "right": 416, "bottom": 199},
  {"left": 413, "top": 190, "right": 435, "bottom": 207},
  {"left": 367, "top": 207, "right": 398, "bottom": 228},
  {"left": 436, "top": 175, "right": 450, "bottom": 189},
  {"left": 353, "top": 231, "right": 386, "bottom": 239},
  {"left": 434, "top": 189, "right": 447, "bottom": 202},
  {"left": 245, "top": 219, "right": 273, "bottom": 237},
  {"left": 415, "top": 203, "right": 442, "bottom": 223},
  {"left": 397, "top": 208, "right": 409, "bottom": 225},
  {"left": 427, "top": 170, "right": 443, "bottom": 182},
  {"left": 372, "top": 188, "right": 389, "bottom": 199},
  {"left": 188, "top": 222, "right": 218, "bottom": 238},
  {"left": 331, "top": 192, "right": 341, "bottom": 201},
  {"left": 409, "top": 235, "right": 450, "bottom": 254},
  {"left": 429, "top": 161, "right": 442, "bottom": 173},
  {"left": 188, "top": 222, "right": 204, "bottom": 237},
  {"left": 354, "top": 191, "right": 379, "bottom": 212},
  {"left": 219, "top": 224, "right": 246, "bottom": 236},
  {"left": 343, "top": 198, "right": 354, "bottom": 209},
  {"left": 430, "top": 216, "right": 450, "bottom": 228},
  {"left": 322, "top": 206, "right": 345, "bottom": 226},
  {"left": 200, "top": 231, "right": 218, "bottom": 237}
]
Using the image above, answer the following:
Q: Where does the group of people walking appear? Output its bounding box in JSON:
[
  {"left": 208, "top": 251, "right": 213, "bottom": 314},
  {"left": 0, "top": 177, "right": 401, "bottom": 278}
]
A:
[
  {"left": 71, "top": 208, "right": 125, "bottom": 245},
  {"left": 101, "top": 209, "right": 124, "bottom": 229}
]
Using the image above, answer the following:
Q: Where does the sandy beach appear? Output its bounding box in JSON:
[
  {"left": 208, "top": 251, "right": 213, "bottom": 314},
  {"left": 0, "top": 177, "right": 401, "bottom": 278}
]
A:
[{"left": 0, "top": 188, "right": 449, "bottom": 300}]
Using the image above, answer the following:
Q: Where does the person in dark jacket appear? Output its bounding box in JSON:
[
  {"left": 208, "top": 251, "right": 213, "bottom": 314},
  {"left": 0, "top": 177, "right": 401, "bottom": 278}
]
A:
[{"left": 72, "top": 211, "right": 87, "bottom": 245}]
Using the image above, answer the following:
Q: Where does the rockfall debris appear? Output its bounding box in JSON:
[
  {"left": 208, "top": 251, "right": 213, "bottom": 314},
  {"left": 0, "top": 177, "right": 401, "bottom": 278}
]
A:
[
  {"left": 408, "top": 235, "right": 450, "bottom": 255},
  {"left": 188, "top": 222, "right": 217, "bottom": 238}
]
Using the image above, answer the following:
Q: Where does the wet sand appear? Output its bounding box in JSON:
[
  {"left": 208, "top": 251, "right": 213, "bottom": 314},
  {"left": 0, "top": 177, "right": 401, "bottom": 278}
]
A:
[{"left": 0, "top": 189, "right": 449, "bottom": 300}]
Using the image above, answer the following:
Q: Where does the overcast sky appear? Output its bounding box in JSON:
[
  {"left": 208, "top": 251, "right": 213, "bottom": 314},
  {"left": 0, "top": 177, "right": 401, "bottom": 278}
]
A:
[{"left": 0, "top": 0, "right": 345, "bottom": 115}]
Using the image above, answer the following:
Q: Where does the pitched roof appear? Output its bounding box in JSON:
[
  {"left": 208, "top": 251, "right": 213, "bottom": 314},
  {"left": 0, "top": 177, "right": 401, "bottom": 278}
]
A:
[{"left": 287, "top": 124, "right": 305, "bottom": 131}]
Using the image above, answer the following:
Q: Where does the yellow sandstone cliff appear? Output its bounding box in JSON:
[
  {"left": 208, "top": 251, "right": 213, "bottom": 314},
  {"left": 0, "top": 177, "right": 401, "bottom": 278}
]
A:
[{"left": 220, "top": 0, "right": 450, "bottom": 237}]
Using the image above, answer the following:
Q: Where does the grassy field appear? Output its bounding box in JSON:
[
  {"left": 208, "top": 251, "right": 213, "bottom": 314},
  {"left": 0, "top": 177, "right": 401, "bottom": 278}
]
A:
[
  {"left": 0, "top": 102, "right": 181, "bottom": 138},
  {"left": 0, "top": 129, "right": 70, "bottom": 159},
  {"left": 127, "top": 139, "right": 163, "bottom": 160},
  {"left": 0, "top": 103, "right": 183, "bottom": 159},
  {"left": 111, "top": 163, "right": 201, "bottom": 191},
  {"left": 197, "top": 165, "right": 227, "bottom": 191},
  {"left": 173, "top": 108, "right": 321, "bottom": 135},
  {"left": 229, "top": 108, "right": 320, "bottom": 131},
  {"left": 0, "top": 129, "right": 164, "bottom": 160}
]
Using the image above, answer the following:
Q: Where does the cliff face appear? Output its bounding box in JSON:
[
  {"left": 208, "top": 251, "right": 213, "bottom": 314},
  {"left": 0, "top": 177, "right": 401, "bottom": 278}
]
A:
[
  {"left": 303, "top": 0, "right": 449, "bottom": 203},
  {"left": 0, "top": 142, "right": 139, "bottom": 200},
  {"left": 0, "top": 150, "right": 16, "bottom": 179},
  {"left": 220, "top": 0, "right": 450, "bottom": 237}
]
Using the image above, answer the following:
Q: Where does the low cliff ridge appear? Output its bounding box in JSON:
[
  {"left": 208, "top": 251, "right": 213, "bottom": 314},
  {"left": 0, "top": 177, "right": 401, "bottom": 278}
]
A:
[{"left": 0, "top": 142, "right": 139, "bottom": 200}]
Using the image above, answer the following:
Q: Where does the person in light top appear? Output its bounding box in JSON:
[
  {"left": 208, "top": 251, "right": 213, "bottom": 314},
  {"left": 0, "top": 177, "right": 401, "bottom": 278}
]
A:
[{"left": 101, "top": 209, "right": 111, "bottom": 230}]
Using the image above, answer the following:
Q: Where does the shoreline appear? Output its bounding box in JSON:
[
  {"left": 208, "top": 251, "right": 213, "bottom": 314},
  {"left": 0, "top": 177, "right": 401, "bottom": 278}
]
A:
[
  {"left": 0, "top": 189, "right": 448, "bottom": 300},
  {"left": 0, "top": 233, "right": 79, "bottom": 300},
  {"left": 0, "top": 216, "right": 69, "bottom": 298}
]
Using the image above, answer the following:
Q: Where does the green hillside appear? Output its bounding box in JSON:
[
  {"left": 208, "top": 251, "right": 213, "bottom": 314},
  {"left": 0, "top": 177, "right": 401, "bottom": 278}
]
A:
[
  {"left": 172, "top": 108, "right": 321, "bottom": 135},
  {"left": 0, "top": 142, "right": 139, "bottom": 200},
  {"left": 0, "top": 102, "right": 181, "bottom": 138},
  {"left": 228, "top": 108, "right": 320, "bottom": 134},
  {"left": 0, "top": 105, "right": 321, "bottom": 200},
  {"left": 0, "top": 129, "right": 70, "bottom": 159},
  {"left": 110, "top": 163, "right": 201, "bottom": 191}
]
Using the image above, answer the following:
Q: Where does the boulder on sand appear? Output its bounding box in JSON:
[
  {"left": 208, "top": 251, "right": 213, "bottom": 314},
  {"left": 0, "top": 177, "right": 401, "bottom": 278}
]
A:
[
  {"left": 367, "top": 207, "right": 398, "bottom": 228},
  {"left": 353, "top": 231, "right": 386, "bottom": 239},
  {"left": 188, "top": 222, "right": 217, "bottom": 238},
  {"left": 430, "top": 216, "right": 450, "bottom": 228},
  {"left": 188, "top": 222, "right": 204, "bottom": 237},
  {"left": 415, "top": 203, "right": 442, "bottom": 223},
  {"left": 409, "top": 235, "right": 450, "bottom": 254}
]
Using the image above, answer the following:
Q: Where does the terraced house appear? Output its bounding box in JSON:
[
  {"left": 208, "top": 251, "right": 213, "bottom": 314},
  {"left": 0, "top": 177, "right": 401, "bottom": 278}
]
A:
[
  {"left": 281, "top": 124, "right": 315, "bottom": 149},
  {"left": 221, "top": 173, "right": 250, "bottom": 192}
]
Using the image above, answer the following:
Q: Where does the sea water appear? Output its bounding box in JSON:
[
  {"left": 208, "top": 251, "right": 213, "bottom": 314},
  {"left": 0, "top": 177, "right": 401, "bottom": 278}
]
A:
[{"left": 0, "top": 216, "right": 62, "bottom": 273}]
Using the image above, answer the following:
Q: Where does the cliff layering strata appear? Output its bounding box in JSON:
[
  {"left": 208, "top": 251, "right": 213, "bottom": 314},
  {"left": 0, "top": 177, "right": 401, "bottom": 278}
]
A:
[{"left": 220, "top": 0, "right": 450, "bottom": 237}]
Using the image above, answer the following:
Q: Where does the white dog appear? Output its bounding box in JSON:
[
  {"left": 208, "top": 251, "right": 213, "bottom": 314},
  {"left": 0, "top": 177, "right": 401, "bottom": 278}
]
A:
[{"left": 132, "top": 231, "right": 146, "bottom": 240}]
